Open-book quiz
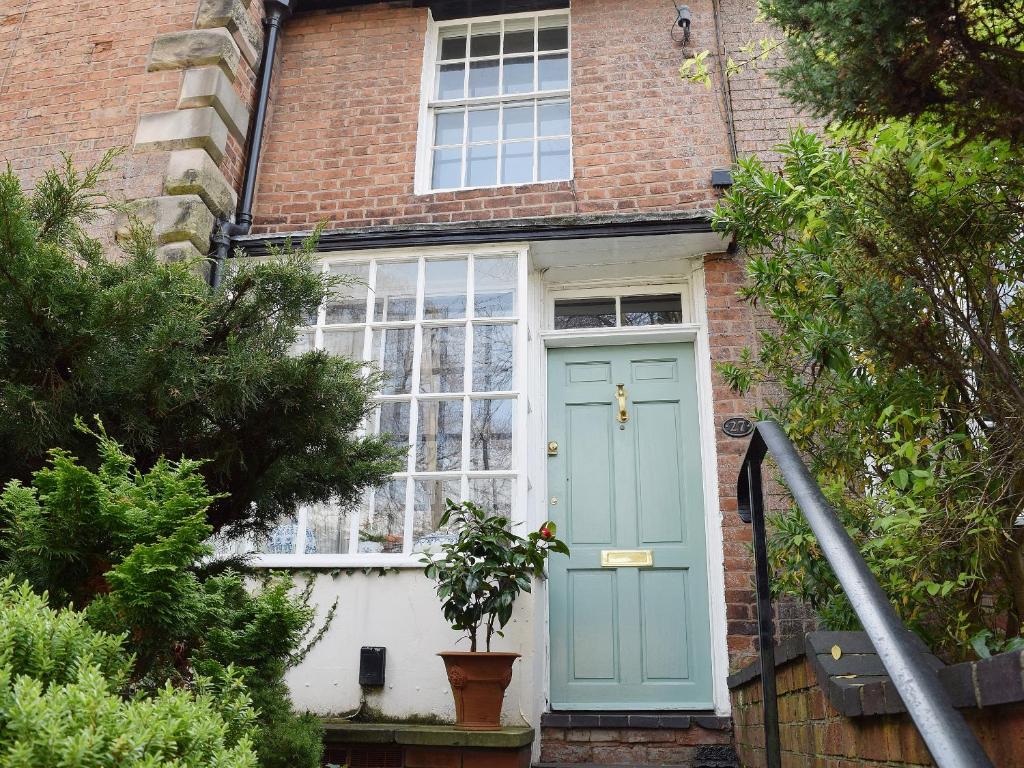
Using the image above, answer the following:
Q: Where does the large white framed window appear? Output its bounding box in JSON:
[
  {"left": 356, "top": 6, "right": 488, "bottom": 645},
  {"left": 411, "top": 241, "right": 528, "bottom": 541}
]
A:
[
  {"left": 255, "top": 248, "right": 527, "bottom": 567},
  {"left": 415, "top": 10, "right": 572, "bottom": 194}
]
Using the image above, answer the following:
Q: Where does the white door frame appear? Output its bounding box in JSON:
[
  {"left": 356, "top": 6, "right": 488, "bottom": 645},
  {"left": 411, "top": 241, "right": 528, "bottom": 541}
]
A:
[{"left": 525, "top": 259, "right": 731, "bottom": 723}]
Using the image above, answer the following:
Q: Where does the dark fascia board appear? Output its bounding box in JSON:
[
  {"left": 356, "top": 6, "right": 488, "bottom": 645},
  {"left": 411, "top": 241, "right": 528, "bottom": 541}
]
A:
[
  {"left": 232, "top": 213, "right": 715, "bottom": 257},
  {"left": 296, "top": 0, "right": 569, "bottom": 18}
]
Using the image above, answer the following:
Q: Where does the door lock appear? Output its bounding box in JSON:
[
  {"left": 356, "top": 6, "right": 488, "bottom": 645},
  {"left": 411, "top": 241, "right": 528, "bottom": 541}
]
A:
[{"left": 547, "top": 441, "right": 558, "bottom": 456}]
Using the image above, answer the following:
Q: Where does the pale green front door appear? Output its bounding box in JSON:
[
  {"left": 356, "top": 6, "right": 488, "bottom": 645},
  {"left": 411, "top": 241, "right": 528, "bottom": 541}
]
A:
[{"left": 547, "top": 343, "right": 713, "bottom": 709}]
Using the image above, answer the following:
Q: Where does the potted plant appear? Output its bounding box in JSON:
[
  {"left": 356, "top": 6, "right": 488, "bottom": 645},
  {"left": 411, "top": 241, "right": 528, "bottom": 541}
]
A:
[{"left": 422, "top": 500, "right": 569, "bottom": 730}]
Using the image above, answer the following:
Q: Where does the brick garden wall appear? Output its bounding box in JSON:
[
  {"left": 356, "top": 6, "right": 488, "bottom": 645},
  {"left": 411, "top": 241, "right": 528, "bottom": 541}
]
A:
[{"left": 731, "top": 655, "right": 1024, "bottom": 767}]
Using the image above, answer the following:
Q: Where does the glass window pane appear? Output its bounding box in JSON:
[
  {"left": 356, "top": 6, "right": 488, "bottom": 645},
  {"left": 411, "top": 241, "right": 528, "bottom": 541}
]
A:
[
  {"left": 372, "top": 327, "right": 415, "bottom": 395},
  {"left": 474, "top": 256, "right": 517, "bottom": 318},
  {"left": 289, "top": 330, "right": 314, "bottom": 357},
  {"left": 503, "top": 104, "right": 534, "bottom": 140},
  {"left": 420, "top": 325, "right": 466, "bottom": 393},
  {"left": 538, "top": 22, "right": 568, "bottom": 51},
  {"left": 260, "top": 516, "right": 298, "bottom": 554},
  {"left": 440, "top": 32, "right": 467, "bottom": 61},
  {"left": 323, "top": 329, "right": 364, "bottom": 359},
  {"left": 378, "top": 401, "right": 411, "bottom": 454},
  {"left": 373, "top": 262, "right": 418, "bottom": 322},
  {"left": 470, "top": 399, "right": 515, "bottom": 470},
  {"left": 504, "top": 29, "right": 534, "bottom": 54},
  {"left": 468, "top": 59, "right": 499, "bottom": 97},
  {"left": 501, "top": 142, "right": 534, "bottom": 185},
  {"left": 538, "top": 53, "right": 569, "bottom": 90},
  {"left": 437, "top": 62, "right": 465, "bottom": 99},
  {"left": 503, "top": 56, "right": 534, "bottom": 94},
  {"left": 466, "top": 143, "right": 498, "bottom": 187},
  {"left": 620, "top": 294, "right": 684, "bottom": 326},
  {"left": 554, "top": 297, "right": 616, "bottom": 329},
  {"left": 305, "top": 499, "right": 358, "bottom": 555},
  {"left": 538, "top": 101, "right": 570, "bottom": 137},
  {"left": 424, "top": 259, "right": 467, "bottom": 319},
  {"left": 434, "top": 111, "right": 464, "bottom": 146},
  {"left": 469, "top": 478, "right": 514, "bottom": 518},
  {"left": 470, "top": 25, "right": 501, "bottom": 57},
  {"left": 468, "top": 108, "right": 499, "bottom": 143},
  {"left": 417, "top": 399, "right": 464, "bottom": 471},
  {"left": 539, "top": 138, "right": 571, "bottom": 181},
  {"left": 432, "top": 148, "right": 462, "bottom": 190},
  {"left": 473, "top": 324, "right": 514, "bottom": 392},
  {"left": 412, "top": 478, "right": 461, "bottom": 552},
  {"left": 326, "top": 263, "right": 369, "bottom": 323},
  {"left": 360, "top": 479, "right": 405, "bottom": 553}
]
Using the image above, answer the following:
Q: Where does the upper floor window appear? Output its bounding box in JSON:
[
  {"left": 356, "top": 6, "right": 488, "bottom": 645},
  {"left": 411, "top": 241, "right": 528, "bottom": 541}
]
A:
[{"left": 418, "top": 11, "right": 572, "bottom": 193}]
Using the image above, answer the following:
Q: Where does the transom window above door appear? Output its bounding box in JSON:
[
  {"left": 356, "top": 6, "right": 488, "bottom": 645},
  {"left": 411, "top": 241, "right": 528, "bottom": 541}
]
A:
[
  {"left": 417, "top": 11, "right": 572, "bottom": 193},
  {"left": 553, "top": 293, "right": 687, "bottom": 330}
]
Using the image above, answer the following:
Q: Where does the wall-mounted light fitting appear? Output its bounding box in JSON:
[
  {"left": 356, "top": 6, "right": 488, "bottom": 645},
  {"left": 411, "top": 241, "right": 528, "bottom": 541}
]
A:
[{"left": 672, "top": 3, "right": 692, "bottom": 45}]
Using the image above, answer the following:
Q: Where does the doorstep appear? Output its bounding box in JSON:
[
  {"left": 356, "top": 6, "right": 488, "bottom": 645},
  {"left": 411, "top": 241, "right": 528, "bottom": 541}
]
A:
[
  {"left": 540, "top": 712, "right": 730, "bottom": 730},
  {"left": 322, "top": 721, "right": 534, "bottom": 768}
]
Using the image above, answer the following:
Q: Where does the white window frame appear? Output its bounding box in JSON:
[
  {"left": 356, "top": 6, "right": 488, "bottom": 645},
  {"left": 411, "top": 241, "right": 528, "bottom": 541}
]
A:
[
  {"left": 250, "top": 244, "right": 530, "bottom": 569},
  {"left": 414, "top": 9, "right": 573, "bottom": 195}
]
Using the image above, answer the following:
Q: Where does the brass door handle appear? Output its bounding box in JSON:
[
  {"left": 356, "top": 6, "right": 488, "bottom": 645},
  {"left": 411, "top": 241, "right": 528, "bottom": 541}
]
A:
[{"left": 615, "top": 384, "right": 629, "bottom": 424}]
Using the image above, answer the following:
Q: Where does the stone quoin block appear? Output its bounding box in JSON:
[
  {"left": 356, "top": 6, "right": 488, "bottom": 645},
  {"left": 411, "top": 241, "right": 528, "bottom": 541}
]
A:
[
  {"left": 178, "top": 67, "right": 250, "bottom": 141},
  {"left": 146, "top": 29, "right": 242, "bottom": 81},
  {"left": 127, "top": 195, "right": 216, "bottom": 251},
  {"left": 194, "top": 0, "right": 262, "bottom": 67},
  {"left": 134, "top": 107, "right": 230, "bottom": 163},
  {"left": 164, "top": 149, "right": 238, "bottom": 218},
  {"left": 156, "top": 241, "right": 207, "bottom": 264}
]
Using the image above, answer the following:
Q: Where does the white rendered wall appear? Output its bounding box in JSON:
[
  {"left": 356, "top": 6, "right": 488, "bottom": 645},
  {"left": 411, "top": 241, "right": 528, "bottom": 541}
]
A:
[{"left": 285, "top": 570, "right": 539, "bottom": 726}]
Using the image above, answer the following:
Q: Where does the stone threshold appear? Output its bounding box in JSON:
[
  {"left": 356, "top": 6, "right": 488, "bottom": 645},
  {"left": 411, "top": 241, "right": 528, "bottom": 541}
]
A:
[
  {"left": 540, "top": 712, "right": 730, "bottom": 730},
  {"left": 323, "top": 721, "right": 534, "bottom": 749}
]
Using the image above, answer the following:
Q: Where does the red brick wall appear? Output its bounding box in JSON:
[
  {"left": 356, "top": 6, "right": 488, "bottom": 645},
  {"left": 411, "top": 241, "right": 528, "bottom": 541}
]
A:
[
  {"left": 249, "top": 0, "right": 735, "bottom": 233},
  {"left": 732, "top": 656, "right": 1023, "bottom": 767}
]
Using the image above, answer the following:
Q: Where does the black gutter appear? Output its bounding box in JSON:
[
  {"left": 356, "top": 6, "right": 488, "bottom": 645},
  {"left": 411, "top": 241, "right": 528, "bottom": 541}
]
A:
[
  {"left": 232, "top": 213, "right": 717, "bottom": 256},
  {"left": 209, "top": 0, "right": 295, "bottom": 288}
]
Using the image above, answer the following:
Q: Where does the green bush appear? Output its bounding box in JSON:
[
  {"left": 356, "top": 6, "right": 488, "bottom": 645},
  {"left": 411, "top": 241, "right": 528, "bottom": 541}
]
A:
[{"left": 0, "top": 578, "right": 258, "bottom": 767}]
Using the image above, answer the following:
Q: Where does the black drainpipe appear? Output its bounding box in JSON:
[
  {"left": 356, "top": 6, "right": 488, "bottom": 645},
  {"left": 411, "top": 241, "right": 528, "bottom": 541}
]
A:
[{"left": 209, "top": 0, "right": 294, "bottom": 288}]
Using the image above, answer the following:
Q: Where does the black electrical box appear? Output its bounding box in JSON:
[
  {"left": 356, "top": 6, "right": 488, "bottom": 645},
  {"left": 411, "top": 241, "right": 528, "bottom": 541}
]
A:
[{"left": 359, "top": 646, "right": 386, "bottom": 687}]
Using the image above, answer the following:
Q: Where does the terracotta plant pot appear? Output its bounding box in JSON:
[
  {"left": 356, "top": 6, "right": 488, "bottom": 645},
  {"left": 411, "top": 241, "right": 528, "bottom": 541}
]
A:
[{"left": 438, "top": 651, "right": 520, "bottom": 730}]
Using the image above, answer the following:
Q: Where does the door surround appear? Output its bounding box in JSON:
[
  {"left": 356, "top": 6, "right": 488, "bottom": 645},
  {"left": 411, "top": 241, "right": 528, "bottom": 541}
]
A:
[{"left": 526, "top": 266, "right": 730, "bottom": 717}]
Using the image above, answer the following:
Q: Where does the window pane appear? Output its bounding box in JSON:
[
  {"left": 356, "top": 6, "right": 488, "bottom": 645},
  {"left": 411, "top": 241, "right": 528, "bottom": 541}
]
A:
[
  {"left": 554, "top": 297, "right": 616, "bottom": 329},
  {"left": 378, "top": 401, "right": 411, "bottom": 454},
  {"left": 539, "top": 138, "right": 571, "bottom": 181},
  {"left": 327, "top": 263, "right": 369, "bottom": 323},
  {"left": 261, "top": 516, "right": 298, "bottom": 554},
  {"left": 504, "top": 28, "right": 534, "bottom": 54},
  {"left": 424, "top": 259, "right": 467, "bottom": 319},
  {"left": 435, "top": 111, "right": 464, "bottom": 146},
  {"left": 473, "top": 324, "right": 514, "bottom": 392},
  {"left": 620, "top": 294, "right": 684, "bottom": 326},
  {"left": 323, "top": 328, "right": 364, "bottom": 359},
  {"left": 305, "top": 499, "right": 357, "bottom": 555},
  {"left": 373, "top": 327, "right": 415, "bottom": 394},
  {"left": 373, "top": 262, "right": 418, "bottom": 322},
  {"left": 289, "top": 330, "right": 314, "bottom": 356},
  {"left": 469, "top": 477, "right": 514, "bottom": 518},
  {"left": 361, "top": 480, "right": 405, "bottom": 553},
  {"left": 474, "top": 256, "right": 517, "bottom": 317},
  {"left": 470, "top": 399, "right": 515, "bottom": 470},
  {"left": 432, "top": 148, "right": 462, "bottom": 190},
  {"left": 538, "top": 53, "right": 569, "bottom": 90},
  {"left": 501, "top": 142, "right": 534, "bottom": 185},
  {"left": 470, "top": 25, "right": 501, "bottom": 57},
  {"left": 468, "top": 59, "right": 499, "bottom": 97},
  {"left": 440, "top": 32, "right": 467, "bottom": 60},
  {"left": 420, "top": 325, "right": 466, "bottom": 393},
  {"left": 503, "top": 56, "right": 534, "bottom": 94},
  {"left": 538, "top": 21, "right": 569, "bottom": 51},
  {"left": 466, "top": 143, "right": 498, "bottom": 187},
  {"left": 538, "top": 101, "right": 570, "bottom": 136},
  {"left": 503, "top": 104, "right": 534, "bottom": 140},
  {"left": 467, "top": 108, "right": 499, "bottom": 142},
  {"left": 412, "top": 478, "right": 461, "bottom": 552},
  {"left": 417, "top": 399, "right": 464, "bottom": 471},
  {"left": 437, "top": 62, "right": 465, "bottom": 99}
]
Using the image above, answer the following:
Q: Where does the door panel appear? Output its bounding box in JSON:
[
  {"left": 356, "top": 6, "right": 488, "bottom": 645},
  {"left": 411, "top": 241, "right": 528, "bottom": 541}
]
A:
[{"left": 548, "top": 343, "right": 713, "bottom": 709}]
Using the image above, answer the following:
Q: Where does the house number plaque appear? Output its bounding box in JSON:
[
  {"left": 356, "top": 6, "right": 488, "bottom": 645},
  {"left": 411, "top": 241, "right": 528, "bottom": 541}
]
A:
[{"left": 723, "top": 417, "right": 754, "bottom": 438}]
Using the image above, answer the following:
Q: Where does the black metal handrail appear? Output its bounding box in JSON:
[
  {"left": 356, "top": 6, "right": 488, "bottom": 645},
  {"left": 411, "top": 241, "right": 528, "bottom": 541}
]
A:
[{"left": 737, "top": 420, "right": 994, "bottom": 768}]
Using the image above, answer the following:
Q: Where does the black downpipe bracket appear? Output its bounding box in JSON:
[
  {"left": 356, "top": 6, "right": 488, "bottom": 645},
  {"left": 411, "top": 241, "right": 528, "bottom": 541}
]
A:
[{"left": 209, "top": 0, "right": 294, "bottom": 289}]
